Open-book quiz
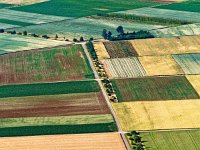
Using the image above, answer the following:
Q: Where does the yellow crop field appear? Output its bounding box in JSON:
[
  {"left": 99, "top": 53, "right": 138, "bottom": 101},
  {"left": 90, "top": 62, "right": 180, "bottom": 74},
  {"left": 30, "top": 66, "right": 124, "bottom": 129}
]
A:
[
  {"left": 93, "top": 42, "right": 110, "bottom": 60},
  {"left": 130, "top": 35, "right": 200, "bottom": 56},
  {"left": 186, "top": 75, "right": 200, "bottom": 96},
  {"left": 0, "top": 133, "right": 126, "bottom": 150},
  {"left": 112, "top": 100, "right": 200, "bottom": 131},
  {"left": 139, "top": 55, "right": 184, "bottom": 76}
]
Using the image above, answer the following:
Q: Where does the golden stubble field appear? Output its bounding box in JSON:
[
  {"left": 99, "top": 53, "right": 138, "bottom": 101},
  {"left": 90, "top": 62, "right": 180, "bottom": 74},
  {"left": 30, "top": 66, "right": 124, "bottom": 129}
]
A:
[
  {"left": 186, "top": 75, "right": 200, "bottom": 96},
  {"left": 0, "top": 133, "right": 126, "bottom": 150},
  {"left": 113, "top": 100, "right": 200, "bottom": 131},
  {"left": 93, "top": 42, "right": 110, "bottom": 60},
  {"left": 139, "top": 55, "right": 184, "bottom": 76},
  {"left": 130, "top": 35, "right": 200, "bottom": 56}
]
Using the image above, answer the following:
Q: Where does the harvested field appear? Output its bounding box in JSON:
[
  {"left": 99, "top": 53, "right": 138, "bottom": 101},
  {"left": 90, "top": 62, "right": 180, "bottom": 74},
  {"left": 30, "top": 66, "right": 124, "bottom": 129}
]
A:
[
  {"left": 0, "top": 80, "right": 100, "bottom": 98},
  {"left": 112, "top": 76, "right": 199, "bottom": 102},
  {"left": 151, "top": 23, "right": 200, "bottom": 38},
  {"left": 103, "top": 41, "right": 138, "bottom": 58},
  {"left": 93, "top": 42, "right": 110, "bottom": 60},
  {"left": 186, "top": 75, "right": 200, "bottom": 96},
  {"left": 0, "top": 92, "right": 109, "bottom": 118},
  {"left": 102, "top": 57, "right": 146, "bottom": 78},
  {"left": 0, "top": 45, "right": 94, "bottom": 85},
  {"left": 141, "top": 130, "right": 200, "bottom": 150},
  {"left": 115, "top": 7, "right": 200, "bottom": 23},
  {"left": 0, "top": 133, "right": 126, "bottom": 150},
  {"left": 139, "top": 55, "right": 184, "bottom": 76},
  {"left": 130, "top": 35, "right": 200, "bottom": 56},
  {"left": 172, "top": 54, "right": 200, "bottom": 74},
  {"left": 0, "top": 114, "right": 117, "bottom": 136},
  {"left": 0, "top": 9, "right": 70, "bottom": 25},
  {"left": 113, "top": 100, "right": 200, "bottom": 131},
  {"left": 0, "top": 33, "right": 68, "bottom": 54}
]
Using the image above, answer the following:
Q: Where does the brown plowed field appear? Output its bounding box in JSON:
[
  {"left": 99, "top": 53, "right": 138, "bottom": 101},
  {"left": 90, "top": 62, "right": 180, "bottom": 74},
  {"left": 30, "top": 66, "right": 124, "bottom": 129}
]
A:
[
  {"left": 0, "top": 133, "right": 126, "bottom": 150},
  {"left": 0, "top": 92, "right": 110, "bottom": 118}
]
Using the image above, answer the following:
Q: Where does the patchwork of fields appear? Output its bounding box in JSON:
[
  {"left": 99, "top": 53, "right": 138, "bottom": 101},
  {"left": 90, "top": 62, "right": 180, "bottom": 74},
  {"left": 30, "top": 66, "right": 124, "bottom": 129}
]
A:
[{"left": 0, "top": 44, "right": 94, "bottom": 85}]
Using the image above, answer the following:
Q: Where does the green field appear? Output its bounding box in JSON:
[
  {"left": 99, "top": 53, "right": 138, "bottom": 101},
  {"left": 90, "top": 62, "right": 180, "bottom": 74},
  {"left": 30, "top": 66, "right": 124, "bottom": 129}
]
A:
[
  {"left": 0, "top": 3, "right": 11, "bottom": 8},
  {"left": 155, "top": 1, "right": 200, "bottom": 13},
  {"left": 0, "top": 45, "right": 94, "bottom": 85},
  {"left": 0, "top": 114, "right": 117, "bottom": 137},
  {"left": 112, "top": 76, "right": 200, "bottom": 101},
  {"left": 6, "top": 17, "right": 164, "bottom": 40},
  {"left": 0, "top": 80, "right": 100, "bottom": 98},
  {"left": 140, "top": 130, "right": 200, "bottom": 150},
  {"left": 11, "top": 0, "right": 159, "bottom": 18}
]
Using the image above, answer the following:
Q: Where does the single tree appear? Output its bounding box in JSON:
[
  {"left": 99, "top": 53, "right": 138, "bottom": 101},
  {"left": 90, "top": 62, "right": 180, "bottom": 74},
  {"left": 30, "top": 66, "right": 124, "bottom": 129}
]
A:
[
  {"left": 107, "top": 31, "right": 112, "bottom": 40},
  {"left": 102, "top": 29, "right": 108, "bottom": 39},
  {"left": 55, "top": 34, "right": 58, "bottom": 39},
  {"left": 0, "top": 29, "right": 4, "bottom": 33},
  {"left": 116, "top": 26, "right": 124, "bottom": 35},
  {"left": 73, "top": 38, "right": 78, "bottom": 42},
  {"left": 80, "top": 37, "right": 84, "bottom": 42},
  {"left": 23, "top": 31, "right": 27, "bottom": 35}
]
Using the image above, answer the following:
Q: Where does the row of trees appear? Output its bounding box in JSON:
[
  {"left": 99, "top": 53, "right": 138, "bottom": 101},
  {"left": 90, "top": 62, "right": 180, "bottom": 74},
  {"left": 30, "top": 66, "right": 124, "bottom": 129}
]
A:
[
  {"left": 102, "top": 26, "right": 154, "bottom": 41},
  {"left": 97, "top": 13, "right": 192, "bottom": 26},
  {"left": 127, "top": 131, "right": 145, "bottom": 150}
]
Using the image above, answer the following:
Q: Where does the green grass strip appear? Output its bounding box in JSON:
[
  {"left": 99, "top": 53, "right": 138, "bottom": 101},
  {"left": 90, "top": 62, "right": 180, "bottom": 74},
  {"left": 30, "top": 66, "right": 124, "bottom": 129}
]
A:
[
  {"left": 0, "top": 80, "right": 100, "bottom": 98},
  {"left": 0, "top": 19, "right": 34, "bottom": 26},
  {"left": 111, "top": 80, "right": 123, "bottom": 102}
]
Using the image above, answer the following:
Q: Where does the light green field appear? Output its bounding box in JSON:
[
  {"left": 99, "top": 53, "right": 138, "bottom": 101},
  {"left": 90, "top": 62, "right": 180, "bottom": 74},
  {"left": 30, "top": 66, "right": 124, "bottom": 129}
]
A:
[{"left": 141, "top": 130, "right": 200, "bottom": 150}]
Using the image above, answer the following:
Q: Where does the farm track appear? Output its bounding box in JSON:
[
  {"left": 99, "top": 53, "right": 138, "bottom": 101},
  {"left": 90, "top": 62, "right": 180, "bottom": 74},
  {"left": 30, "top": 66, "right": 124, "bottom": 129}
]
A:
[{"left": 82, "top": 43, "right": 131, "bottom": 150}]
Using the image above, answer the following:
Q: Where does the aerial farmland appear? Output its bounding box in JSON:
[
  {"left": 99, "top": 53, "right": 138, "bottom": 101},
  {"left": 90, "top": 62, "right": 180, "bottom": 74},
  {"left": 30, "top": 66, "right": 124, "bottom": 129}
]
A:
[{"left": 0, "top": 0, "right": 200, "bottom": 150}]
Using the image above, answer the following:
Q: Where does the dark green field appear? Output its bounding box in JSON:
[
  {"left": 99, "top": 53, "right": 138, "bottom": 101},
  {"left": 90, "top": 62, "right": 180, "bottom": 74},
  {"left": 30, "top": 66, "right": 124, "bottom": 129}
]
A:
[
  {"left": 11, "top": 0, "right": 159, "bottom": 18},
  {"left": 0, "top": 80, "right": 100, "bottom": 98},
  {"left": 0, "top": 19, "right": 34, "bottom": 26},
  {"left": 112, "top": 76, "right": 200, "bottom": 102},
  {"left": 0, "top": 3, "right": 12, "bottom": 8},
  {"left": 155, "top": 1, "right": 200, "bottom": 13}
]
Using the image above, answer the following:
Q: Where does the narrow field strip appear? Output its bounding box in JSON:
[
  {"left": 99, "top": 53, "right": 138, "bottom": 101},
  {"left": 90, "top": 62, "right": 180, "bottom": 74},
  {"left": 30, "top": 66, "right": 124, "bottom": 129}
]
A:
[
  {"left": 186, "top": 75, "right": 200, "bottom": 96},
  {"left": 0, "top": 80, "right": 100, "bottom": 98},
  {"left": 102, "top": 57, "right": 146, "bottom": 78},
  {"left": 150, "top": 23, "right": 200, "bottom": 38},
  {"left": 130, "top": 35, "right": 200, "bottom": 56},
  {"left": 140, "top": 130, "right": 200, "bottom": 150},
  {"left": 173, "top": 54, "right": 200, "bottom": 74},
  {"left": 113, "top": 100, "right": 200, "bottom": 131},
  {"left": 139, "top": 55, "right": 184, "bottom": 76},
  {"left": 93, "top": 42, "right": 110, "bottom": 60},
  {"left": 112, "top": 76, "right": 199, "bottom": 102},
  {"left": 0, "top": 92, "right": 110, "bottom": 118},
  {"left": 0, "top": 22, "right": 20, "bottom": 29},
  {"left": 0, "top": 9, "right": 71, "bottom": 25},
  {"left": 115, "top": 7, "right": 200, "bottom": 23},
  {"left": 0, "top": 133, "right": 126, "bottom": 150}
]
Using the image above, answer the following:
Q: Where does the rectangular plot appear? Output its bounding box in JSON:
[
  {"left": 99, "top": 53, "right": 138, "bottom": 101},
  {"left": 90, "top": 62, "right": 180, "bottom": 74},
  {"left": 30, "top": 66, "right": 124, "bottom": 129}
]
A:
[
  {"left": 102, "top": 57, "right": 146, "bottom": 78},
  {"left": 0, "top": 92, "right": 110, "bottom": 118},
  {"left": 112, "top": 76, "right": 199, "bottom": 102},
  {"left": 139, "top": 55, "right": 184, "bottom": 76},
  {"left": 0, "top": 45, "right": 94, "bottom": 85},
  {"left": 113, "top": 100, "right": 200, "bottom": 131},
  {"left": 141, "top": 130, "right": 200, "bottom": 150},
  {"left": 130, "top": 35, "right": 200, "bottom": 56},
  {"left": 0, "top": 80, "right": 100, "bottom": 98},
  {"left": 103, "top": 41, "right": 138, "bottom": 58},
  {"left": 115, "top": 7, "right": 200, "bottom": 23},
  {"left": 173, "top": 54, "right": 200, "bottom": 74},
  {"left": 0, "top": 133, "right": 126, "bottom": 150}
]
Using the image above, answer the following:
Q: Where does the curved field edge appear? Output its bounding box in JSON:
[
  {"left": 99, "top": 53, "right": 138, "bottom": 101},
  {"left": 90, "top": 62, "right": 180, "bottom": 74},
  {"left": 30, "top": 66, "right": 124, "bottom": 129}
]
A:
[
  {"left": 0, "top": 133, "right": 126, "bottom": 150},
  {"left": 0, "top": 80, "right": 100, "bottom": 98}
]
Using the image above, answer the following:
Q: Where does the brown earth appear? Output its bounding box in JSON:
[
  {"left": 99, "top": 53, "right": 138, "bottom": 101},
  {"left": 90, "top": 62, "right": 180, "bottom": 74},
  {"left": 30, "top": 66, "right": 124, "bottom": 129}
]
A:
[{"left": 0, "top": 92, "right": 110, "bottom": 118}]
